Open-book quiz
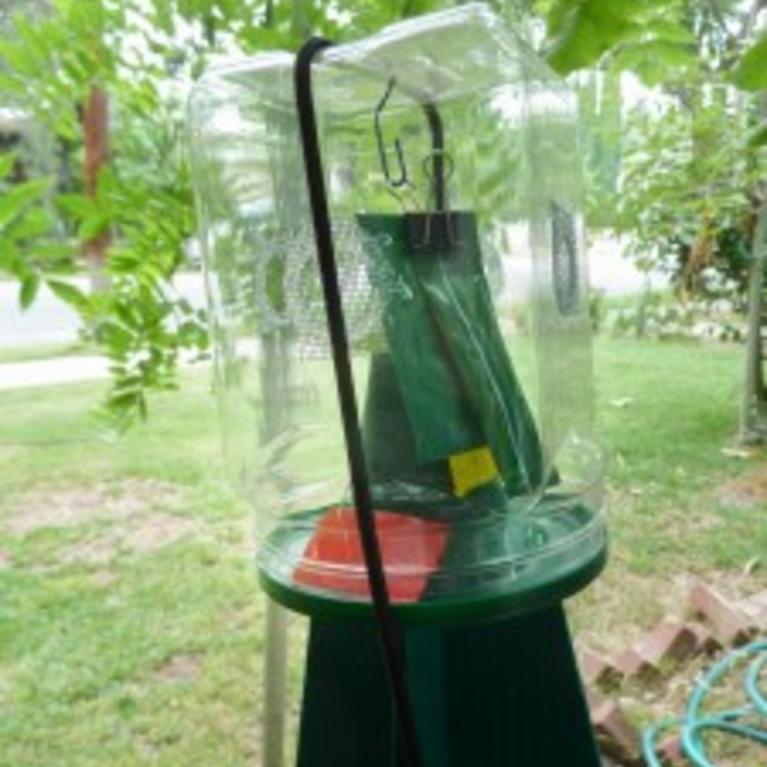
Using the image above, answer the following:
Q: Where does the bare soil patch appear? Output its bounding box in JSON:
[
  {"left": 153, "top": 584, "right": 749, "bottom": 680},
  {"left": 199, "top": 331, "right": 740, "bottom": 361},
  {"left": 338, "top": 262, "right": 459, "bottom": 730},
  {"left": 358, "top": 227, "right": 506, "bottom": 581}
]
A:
[
  {"left": 3, "top": 478, "right": 197, "bottom": 566},
  {"left": 122, "top": 512, "right": 197, "bottom": 554},
  {"left": 0, "top": 549, "right": 9, "bottom": 570},
  {"left": 153, "top": 653, "right": 201, "bottom": 684},
  {"left": 56, "top": 512, "right": 197, "bottom": 566},
  {"left": 88, "top": 569, "right": 117, "bottom": 588},
  {"left": 714, "top": 467, "right": 767, "bottom": 510},
  {"left": 2, "top": 479, "right": 183, "bottom": 536},
  {"left": 0, "top": 446, "right": 19, "bottom": 465},
  {"left": 3, "top": 479, "right": 184, "bottom": 536}
]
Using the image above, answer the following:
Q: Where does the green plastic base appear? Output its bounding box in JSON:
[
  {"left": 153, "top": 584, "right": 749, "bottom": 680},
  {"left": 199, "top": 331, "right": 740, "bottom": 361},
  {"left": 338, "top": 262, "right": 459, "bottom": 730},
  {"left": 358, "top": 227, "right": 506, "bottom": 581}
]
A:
[
  {"left": 259, "top": 503, "right": 606, "bottom": 627},
  {"left": 296, "top": 605, "right": 602, "bottom": 767}
]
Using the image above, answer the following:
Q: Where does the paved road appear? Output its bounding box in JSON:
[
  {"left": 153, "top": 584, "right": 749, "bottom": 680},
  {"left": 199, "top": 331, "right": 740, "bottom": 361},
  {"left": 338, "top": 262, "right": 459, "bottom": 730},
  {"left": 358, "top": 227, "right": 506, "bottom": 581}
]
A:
[
  {"left": 0, "top": 355, "right": 110, "bottom": 391},
  {"left": 0, "top": 273, "right": 208, "bottom": 391},
  {"left": 0, "top": 238, "right": 664, "bottom": 390},
  {"left": 0, "top": 272, "right": 208, "bottom": 348},
  {"left": 0, "top": 239, "right": 657, "bottom": 350}
]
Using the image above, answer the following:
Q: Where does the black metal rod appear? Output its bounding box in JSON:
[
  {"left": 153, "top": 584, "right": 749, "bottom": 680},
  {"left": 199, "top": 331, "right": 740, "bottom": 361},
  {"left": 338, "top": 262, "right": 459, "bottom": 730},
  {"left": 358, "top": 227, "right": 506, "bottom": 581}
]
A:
[
  {"left": 422, "top": 99, "right": 446, "bottom": 211},
  {"left": 293, "top": 37, "right": 424, "bottom": 767}
]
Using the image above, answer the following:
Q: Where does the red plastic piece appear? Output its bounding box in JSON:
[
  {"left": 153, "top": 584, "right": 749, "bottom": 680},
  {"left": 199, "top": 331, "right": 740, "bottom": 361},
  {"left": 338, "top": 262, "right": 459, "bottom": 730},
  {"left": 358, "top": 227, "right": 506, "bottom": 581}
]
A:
[{"left": 294, "top": 507, "right": 450, "bottom": 603}]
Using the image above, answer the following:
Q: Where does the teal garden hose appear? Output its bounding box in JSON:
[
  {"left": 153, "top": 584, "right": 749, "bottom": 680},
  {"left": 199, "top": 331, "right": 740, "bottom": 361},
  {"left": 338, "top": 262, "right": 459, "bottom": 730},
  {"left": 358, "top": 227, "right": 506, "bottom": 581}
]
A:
[{"left": 643, "top": 641, "right": 767, "bottom": 766}]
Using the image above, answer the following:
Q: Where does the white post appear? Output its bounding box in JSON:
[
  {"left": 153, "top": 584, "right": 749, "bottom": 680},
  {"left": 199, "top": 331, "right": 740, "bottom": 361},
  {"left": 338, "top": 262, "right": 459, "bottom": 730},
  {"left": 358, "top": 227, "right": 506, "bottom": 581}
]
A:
[{"left": 262, "top": 599, "right": 288, "bottom": 767}]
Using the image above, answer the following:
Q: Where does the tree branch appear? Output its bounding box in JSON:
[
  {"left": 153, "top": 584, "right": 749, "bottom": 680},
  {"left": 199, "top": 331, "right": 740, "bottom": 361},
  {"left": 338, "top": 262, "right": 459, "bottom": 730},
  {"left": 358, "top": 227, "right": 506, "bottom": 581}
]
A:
[
  {"left": 740, "top": 0, "right": 766, "bottom": 42},
  {"left": 706, "top": 0, "right": 731, "bottom": 37}
]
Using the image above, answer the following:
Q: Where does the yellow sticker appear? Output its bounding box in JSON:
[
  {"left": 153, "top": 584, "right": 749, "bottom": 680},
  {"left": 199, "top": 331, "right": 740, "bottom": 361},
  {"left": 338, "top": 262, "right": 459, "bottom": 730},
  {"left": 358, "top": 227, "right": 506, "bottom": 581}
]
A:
[{"left": 449, "top": 446, "right": 499, "bottom": 498}]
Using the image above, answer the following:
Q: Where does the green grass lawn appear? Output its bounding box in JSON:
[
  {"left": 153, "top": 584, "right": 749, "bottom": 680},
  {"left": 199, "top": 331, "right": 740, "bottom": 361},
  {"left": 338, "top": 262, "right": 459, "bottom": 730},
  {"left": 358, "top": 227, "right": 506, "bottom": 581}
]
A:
[{"left": 0, "top": 338, "right": 764, "bottom": 766}]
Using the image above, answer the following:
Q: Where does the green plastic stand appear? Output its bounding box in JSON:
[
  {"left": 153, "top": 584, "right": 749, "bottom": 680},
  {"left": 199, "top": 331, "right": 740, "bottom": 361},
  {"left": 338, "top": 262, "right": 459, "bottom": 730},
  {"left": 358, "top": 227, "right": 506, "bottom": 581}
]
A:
[
  {"left": 263, "top": 351, "right": 604, "bottom": 766},
  {"left": 272, "top": 210, "right": 606, "bottom": 765},
  {"left": 296, "top": 607, "right": 600, "bottom": 767}
]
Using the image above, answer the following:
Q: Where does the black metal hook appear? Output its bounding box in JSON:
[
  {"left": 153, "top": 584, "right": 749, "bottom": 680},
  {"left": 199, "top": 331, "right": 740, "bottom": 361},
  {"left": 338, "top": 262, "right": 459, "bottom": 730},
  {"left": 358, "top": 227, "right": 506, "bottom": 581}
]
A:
[{"left": 374, "top": 78, "right": 409, "bottom": 189}]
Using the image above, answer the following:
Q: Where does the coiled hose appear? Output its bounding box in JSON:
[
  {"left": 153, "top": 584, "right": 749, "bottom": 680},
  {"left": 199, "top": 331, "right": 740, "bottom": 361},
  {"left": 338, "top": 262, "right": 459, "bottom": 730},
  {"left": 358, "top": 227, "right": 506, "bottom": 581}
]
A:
[{"left": 643, "top": 641, "right": 767, "bottom": 766}]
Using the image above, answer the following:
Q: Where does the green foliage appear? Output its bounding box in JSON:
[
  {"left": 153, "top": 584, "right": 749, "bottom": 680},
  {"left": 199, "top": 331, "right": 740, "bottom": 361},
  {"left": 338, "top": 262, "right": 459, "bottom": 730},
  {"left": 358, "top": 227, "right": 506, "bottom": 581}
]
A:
[
  {"left": 731, "top": 33, "right": 767, "bottom": 91},
  {"left": 0, "top": 0, "right": 121, "bottom": 140},
  {"left": 79, "top": 95, "right": 208, "bottom": 430},
  {"left": 2, "top": 0, "right": 766, "bottom": 428},
  {"left": 0, "top": 0, "right": 214, "bottom": 429},
  {"left": 616, "top": 96, "right": 762, "bottom": 295},
  {"left": 544, "top": 0, "right": 641, "bottom": 73},
  {"left": 603, "top": 290, "right": 745, "bottom": 342},
  {"left": 2, "top": 0, "right": 467, "bottom": 429},
  {"left": 49, "top": 0, "right": 464, "bottom": 429},
  {"left": 746, "top": 120, "right": 767, "bottom": 149},
  {"left": 557, "top": 0, "right": 767, "bottom": 345},
  {"left": 542, "top": 0, "right": 698, "bottom": 80},
  {"left": 0, "top": 177, "right": 49, "bottom": 229},
  {"left": 578, "top": 70, "right": 622, "bottom": 228},
  {"left": 0, "top": 152, "right": 81, "bottom": 311}
]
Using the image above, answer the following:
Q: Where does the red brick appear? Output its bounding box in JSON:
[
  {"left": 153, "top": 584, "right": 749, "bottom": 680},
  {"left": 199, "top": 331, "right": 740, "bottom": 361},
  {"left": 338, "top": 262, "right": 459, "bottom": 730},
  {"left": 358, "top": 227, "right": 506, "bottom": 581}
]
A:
[
  {"left": 686, "top": 621, "right": 723, "bottom": 656},
  {"left": 579, "top": 647, "right": 623, "bottom": 688},
  {"left": 657, "top": 733, "right": 684, "bottom": 766},
  {"left": 740, "top": 589, "right": 767, "bottom": 623},
  {"left": 638, "top": 618, "right": 698, "bottom": 666},
  {"left": 585, "top": 686, "right": 602, "bottom": 710},
  {"left": 590, "top": 699, "right": 642, "bottom": 766},
  {"left": 689, "top": 583, "right": 755, "bottom": 646},
  {"left": 616, "top": 646, "right": 661, "bottom": 681}
]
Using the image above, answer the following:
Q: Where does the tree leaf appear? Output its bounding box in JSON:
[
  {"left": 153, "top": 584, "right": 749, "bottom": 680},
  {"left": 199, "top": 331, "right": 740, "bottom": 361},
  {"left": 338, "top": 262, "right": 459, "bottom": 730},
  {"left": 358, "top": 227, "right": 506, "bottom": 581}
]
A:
[
  {"left": 8, "top": 207, "right": 53, "bottom": 240},
  {"left": 78, "top": 214, "right": 110, "bottom": 241},
  {"left": 150, "top": 0, "right": 175, "bottom": 35},
  {"left": 0, "top": 37, "right": 40, "bottom": 77},
  {"left": 613, "top": 40, "right": 697, "bottom": 87},
  {"left": 100, "top": 319, "right": 135, "bottom": 351},
  {"left": 19, "top": 274, "right": 40, "bottom": 309},
  {"left": 0, "top": 152, "right": 16, "bottom": 179},
  {"left": 745, "top": 120, "right": 767, "bottom": 149},
  {"left": 731, "top": 34, "right": 767, "bottom": 91},
  {"left": 14, "top": 14, "right": 52, "bottom": 69},
  {"left": 545, "top": 0, "right": 641, "bottom": 73},
  {"left": 0, "top": 72, "right": 25, "bottom": 95},
  {"left": 0, "top": 178, "right": 50, "bottom": 229},
  {"left": 34, "top": 242, "right": 76, "bottom": 264},
  {"left": 46, "top": 278, "right": 88, "bottom": 310},
  {"left": 0, "top": 240, "right": 20, "bottom": 272},
  {"left": 56, "top": 192, "right": 99, "bottom": 219},
  {"left": 643, "top": 19, "right": 695, "bottom": 45}
]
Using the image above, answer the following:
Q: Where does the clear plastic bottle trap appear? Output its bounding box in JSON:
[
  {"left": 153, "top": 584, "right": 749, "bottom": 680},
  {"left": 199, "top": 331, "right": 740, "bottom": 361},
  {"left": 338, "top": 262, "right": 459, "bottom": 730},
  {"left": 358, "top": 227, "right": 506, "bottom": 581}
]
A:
[{"left": 189, "top": 4, "right": 607, "bottom": 623}]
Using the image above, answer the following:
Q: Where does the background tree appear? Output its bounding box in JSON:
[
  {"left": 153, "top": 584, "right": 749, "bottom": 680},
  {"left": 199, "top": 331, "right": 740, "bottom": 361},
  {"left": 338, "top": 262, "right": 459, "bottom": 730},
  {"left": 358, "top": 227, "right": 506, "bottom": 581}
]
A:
[
  {"left": 0, "top": 0, "right": 210, "bottom": 426},
  {"left": 1, "top": 0, "right": 766, "bottom": 440},
  {"left": 540, "top": 0, "right": 767, "bottom": 441}
]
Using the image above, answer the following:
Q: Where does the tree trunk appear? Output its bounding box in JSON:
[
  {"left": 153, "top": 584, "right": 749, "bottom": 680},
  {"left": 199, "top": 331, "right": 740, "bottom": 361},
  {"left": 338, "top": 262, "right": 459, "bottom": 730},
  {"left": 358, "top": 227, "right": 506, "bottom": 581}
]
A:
[
  {"left": 736, "top": 1, "right": 767, "bottom": 442},
  {"left": 82, "top": 86, "right": 110, "bottom": 293},
  {"left": 740, "top": 204, "right": 767, "bottom": 442}
]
